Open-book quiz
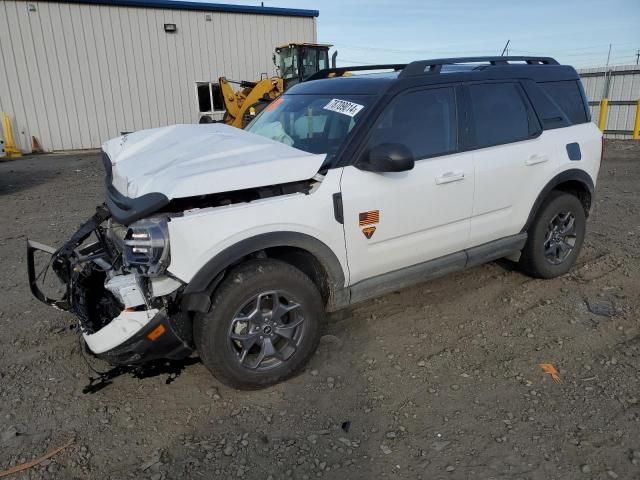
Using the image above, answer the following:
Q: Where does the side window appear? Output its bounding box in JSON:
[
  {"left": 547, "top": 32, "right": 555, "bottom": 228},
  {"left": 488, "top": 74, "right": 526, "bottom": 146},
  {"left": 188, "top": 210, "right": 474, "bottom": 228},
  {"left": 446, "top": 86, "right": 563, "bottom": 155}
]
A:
[
  {"left": 368, "top": 87, "right": 457, "bottom": 160},
  {"left": 521, "top": 80, "right": 570, "bottom": 130},
  {"left": 540, "top": 81, "right": 588, "bottom": 125},
  {"left": 469, "top": 83, "right": 534, "bottom": 148}
]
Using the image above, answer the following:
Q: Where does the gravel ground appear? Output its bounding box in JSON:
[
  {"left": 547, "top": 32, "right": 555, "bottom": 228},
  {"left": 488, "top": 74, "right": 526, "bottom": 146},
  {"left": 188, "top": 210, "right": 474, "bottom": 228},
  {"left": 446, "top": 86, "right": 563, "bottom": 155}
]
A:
[{"left": 0, "top": 141, "right": 639, "bottom": 480}]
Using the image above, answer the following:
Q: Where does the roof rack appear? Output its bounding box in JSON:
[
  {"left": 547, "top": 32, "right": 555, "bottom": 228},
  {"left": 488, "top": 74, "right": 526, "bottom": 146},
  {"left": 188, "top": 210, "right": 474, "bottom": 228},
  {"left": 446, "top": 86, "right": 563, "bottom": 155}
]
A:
[
  {"left": 399, "top": 56, "right": 559, "bottom": 77},
  {"left": 302, "top": 56, "right": 560, "bottom": 83},
  {"left": 304, "top": 64, "right": 407, "bottom": 82}
]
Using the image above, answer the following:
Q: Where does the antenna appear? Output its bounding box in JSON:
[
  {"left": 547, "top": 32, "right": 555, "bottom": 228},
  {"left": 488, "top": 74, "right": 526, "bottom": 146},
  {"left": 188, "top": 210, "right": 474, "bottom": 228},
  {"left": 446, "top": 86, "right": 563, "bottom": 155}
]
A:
[
  {"left": 501, "top": 40, "right": 510, "bottom": 56},
  {"left": 602, "top": 43, "right": 612, "bottom": 100}
]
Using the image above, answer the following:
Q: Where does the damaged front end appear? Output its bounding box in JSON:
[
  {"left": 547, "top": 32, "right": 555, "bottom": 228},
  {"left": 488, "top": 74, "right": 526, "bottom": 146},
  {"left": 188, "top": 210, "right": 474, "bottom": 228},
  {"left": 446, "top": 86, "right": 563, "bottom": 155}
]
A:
[{"left": 27, "top": 204, "right": 192, "bottom": 365}]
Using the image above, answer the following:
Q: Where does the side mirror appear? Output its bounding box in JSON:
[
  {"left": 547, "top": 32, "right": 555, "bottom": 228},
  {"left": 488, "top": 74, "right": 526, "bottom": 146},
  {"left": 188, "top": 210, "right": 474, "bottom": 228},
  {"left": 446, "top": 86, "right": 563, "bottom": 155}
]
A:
[{"left": 358, "top": 143, "right": 415, "bottom": 173}]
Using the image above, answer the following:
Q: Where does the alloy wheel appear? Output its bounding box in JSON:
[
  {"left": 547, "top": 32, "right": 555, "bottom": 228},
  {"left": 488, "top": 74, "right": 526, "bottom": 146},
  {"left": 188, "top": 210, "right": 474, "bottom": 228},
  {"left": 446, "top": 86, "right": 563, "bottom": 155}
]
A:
[
  {"left": 544, "top": 211, "right": 577, "bottom": 265},
  {"left": 228, "top": 291, "right": 305, "bottom": 371}
]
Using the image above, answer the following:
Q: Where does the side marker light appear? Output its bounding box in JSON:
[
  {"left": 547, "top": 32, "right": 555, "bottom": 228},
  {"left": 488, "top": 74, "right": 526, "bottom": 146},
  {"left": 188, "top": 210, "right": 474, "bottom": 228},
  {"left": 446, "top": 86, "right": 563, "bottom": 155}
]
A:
[{"left": 147, "top": 324, "right": 166, "bottom": 341}]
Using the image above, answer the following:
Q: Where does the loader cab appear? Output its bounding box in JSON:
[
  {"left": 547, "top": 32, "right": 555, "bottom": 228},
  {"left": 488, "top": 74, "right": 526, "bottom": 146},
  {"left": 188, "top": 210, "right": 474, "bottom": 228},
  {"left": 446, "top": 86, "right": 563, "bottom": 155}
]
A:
[{"left": 275, "top": 43, "right": 332, "bottom": 90}]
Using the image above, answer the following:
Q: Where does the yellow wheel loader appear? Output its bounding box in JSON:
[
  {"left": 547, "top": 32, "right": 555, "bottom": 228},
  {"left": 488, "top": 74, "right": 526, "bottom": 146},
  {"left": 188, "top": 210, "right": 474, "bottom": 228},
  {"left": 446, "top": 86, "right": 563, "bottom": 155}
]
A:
[{"left": 197, "top": 43, "right": 334, "bottom": 128}]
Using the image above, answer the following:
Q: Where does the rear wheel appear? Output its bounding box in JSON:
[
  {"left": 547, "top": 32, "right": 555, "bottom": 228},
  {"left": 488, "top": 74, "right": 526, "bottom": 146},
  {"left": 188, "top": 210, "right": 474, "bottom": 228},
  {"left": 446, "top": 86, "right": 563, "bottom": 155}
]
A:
[
  {"left": 194, "top": 259, "right": 324, "bottom": 389},
  {"left": 519, "top": 191, "right": 586, "bottom": 278}
]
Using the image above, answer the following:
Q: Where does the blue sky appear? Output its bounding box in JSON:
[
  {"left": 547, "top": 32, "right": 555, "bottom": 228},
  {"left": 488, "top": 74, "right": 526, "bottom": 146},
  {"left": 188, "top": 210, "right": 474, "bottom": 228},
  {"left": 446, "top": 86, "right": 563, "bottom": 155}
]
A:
[{"left": 190, "top": 0, "right": 640, "bottom": 68}]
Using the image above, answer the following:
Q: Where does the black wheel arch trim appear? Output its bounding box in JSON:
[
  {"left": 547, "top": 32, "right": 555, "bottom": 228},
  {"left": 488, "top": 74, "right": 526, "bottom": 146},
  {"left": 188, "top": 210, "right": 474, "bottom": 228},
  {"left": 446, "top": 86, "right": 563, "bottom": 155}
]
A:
[
  {"left": 522, "top": 169, "right": 595, "bottom": 233},
  {"left": 180, "top": 232, "right": 348, "bottom": 313}
]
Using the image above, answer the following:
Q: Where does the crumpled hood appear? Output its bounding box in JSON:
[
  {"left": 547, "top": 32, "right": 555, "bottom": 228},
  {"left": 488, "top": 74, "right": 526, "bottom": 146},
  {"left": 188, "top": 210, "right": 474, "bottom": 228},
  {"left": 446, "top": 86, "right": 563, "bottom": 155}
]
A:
[{"left": 101, "top": 124, "right": 326, "bottom": 199}]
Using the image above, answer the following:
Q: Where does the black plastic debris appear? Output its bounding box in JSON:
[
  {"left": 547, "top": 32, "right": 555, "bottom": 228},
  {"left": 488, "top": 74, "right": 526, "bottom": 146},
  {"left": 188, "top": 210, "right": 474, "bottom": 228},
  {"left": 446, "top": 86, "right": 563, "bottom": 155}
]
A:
[{"left": 82, "top": 357, "right": 200, "bottom": 394}]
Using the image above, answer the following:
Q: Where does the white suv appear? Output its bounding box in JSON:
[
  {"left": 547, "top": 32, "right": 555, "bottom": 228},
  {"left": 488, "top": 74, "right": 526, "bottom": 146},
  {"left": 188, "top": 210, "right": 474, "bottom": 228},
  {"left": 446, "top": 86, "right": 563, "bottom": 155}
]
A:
[{"left": 28, "top": 57, "right": 602, "bottom": 388}]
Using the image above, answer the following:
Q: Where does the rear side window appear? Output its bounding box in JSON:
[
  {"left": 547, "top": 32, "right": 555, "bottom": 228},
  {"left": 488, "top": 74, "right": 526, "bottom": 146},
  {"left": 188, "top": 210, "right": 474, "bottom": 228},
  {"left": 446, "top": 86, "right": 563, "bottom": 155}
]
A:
[
  {"left": 540, "top": 80, "right": 588, "bottom": 125},
  {"left": 368, "top": 87, "right": 457, "bottom": 160},
  {"left": 468, "top": 83, "right": 535, "bottom": 149}
]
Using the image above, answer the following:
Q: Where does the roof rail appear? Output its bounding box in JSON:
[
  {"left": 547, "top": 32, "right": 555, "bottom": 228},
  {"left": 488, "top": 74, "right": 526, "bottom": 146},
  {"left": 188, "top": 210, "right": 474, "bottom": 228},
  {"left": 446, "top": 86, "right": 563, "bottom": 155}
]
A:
[
  {"left": 399, "top": 56, "right": 559, "bottom": 77},
  {"left": 304, "top": 64, "right": 407, "bottom": 82}
]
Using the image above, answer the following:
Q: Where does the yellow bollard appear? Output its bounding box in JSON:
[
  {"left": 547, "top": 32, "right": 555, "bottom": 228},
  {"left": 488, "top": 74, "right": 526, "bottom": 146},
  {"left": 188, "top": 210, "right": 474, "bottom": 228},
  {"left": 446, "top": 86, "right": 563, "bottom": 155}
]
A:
[
  {"left": 597, "top": 99, "right": 609, "bottom": 132},
  {"left": 633, "top": 99, "right": 640, "bottom": 140},
  {"left": 597, "top": 98, "right": 608, "bottom": 133},
  {"left": 1, "top": 113, "right": 21, "bottom": 158}
]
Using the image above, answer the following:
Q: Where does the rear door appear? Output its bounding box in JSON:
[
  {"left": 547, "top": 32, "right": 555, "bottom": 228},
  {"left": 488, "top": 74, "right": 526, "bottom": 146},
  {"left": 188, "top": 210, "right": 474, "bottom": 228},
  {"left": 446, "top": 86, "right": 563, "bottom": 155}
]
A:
[
  {"left": 465, "top": 82, "right": 556, "bottom": 246},
  {"left": 340, "top": 86, "right": 474, "bottom": 285}
]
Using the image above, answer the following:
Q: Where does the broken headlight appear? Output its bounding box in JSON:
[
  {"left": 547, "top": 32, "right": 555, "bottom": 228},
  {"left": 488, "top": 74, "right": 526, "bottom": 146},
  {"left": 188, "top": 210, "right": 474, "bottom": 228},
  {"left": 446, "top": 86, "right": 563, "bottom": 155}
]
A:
[{"left": 123, "top": 218, "right": 170, "bottom": 276}]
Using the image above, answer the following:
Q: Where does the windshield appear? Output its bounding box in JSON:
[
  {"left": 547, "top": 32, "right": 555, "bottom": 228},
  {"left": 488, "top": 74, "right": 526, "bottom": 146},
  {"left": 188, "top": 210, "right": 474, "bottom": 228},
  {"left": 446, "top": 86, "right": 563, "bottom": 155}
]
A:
[
  {"left": 246, "top": 94, "right": 373, "bottom": 159},
  {"left": 278, "top": 47, "right": 298, "bottom": 82},
  {"left": 278, "top": 46, "right": 331, "bottom": 89}
]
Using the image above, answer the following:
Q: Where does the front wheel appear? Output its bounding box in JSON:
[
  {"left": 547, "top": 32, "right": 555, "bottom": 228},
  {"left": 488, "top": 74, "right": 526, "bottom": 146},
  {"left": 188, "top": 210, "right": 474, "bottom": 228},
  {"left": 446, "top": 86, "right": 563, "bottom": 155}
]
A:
[
  {"left": 519, "top": 191, "right": 586, "bottom": 278},
  {"left": 194, "top": 259, "right": 324, "bottom": 389}
]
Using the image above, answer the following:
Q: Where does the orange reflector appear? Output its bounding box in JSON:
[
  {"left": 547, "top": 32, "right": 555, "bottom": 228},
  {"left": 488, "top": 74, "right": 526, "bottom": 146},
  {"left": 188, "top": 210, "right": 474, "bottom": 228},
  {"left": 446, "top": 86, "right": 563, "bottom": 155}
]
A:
[{"left": 147, "top": 324, "right": 166, "bottom": 341}]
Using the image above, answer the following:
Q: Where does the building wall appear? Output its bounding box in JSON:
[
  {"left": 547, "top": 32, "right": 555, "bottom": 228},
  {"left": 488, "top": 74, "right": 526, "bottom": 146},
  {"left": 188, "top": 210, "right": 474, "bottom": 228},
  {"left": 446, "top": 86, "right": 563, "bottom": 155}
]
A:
[
  {"left": 0, "top": 1, "right": 316, "bottom": 152},
  {"left": 578, "top": 65, "right": 640, "bottom": 139}
]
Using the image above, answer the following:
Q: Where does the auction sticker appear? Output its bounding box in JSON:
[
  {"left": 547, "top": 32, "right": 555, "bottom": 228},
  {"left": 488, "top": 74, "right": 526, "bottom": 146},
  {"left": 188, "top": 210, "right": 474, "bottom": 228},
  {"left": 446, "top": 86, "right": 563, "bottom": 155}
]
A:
[{"left": 323, "top": 98, "right": 365, "bottom": 117}]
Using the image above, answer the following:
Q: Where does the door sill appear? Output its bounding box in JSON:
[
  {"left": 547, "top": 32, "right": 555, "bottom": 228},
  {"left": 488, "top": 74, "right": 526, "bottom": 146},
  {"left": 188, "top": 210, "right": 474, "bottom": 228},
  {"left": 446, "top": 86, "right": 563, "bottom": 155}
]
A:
[{"left": 348, "top": 233, "right": 527, "bottom": 305}]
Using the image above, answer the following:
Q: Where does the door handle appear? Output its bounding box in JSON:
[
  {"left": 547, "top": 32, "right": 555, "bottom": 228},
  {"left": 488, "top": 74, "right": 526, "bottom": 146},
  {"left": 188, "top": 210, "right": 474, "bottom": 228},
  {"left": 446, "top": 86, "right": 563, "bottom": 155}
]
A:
[
  {"left": 525, "top": 154, "right": 549, "bottom": 166},
  {"left": 435, "top": 171, "right": 465, "bottom": 185}
]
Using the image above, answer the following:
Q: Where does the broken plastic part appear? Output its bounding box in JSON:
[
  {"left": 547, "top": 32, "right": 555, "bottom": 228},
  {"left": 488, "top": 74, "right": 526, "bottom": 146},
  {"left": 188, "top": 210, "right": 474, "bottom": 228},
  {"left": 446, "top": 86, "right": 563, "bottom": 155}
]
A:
[
  {"left": 83, "top": 308, "right": 159, "bottom": 354},
  {"left": 104, "top": 274, "right": 146, "bottom": 309}
]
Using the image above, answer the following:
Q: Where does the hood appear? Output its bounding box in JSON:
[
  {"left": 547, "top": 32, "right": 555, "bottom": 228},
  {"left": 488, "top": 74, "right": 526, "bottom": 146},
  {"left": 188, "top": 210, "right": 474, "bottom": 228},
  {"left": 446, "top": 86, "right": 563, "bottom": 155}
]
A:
[{"left": 101, "top": 124, "right": 326, "bottom": 199}]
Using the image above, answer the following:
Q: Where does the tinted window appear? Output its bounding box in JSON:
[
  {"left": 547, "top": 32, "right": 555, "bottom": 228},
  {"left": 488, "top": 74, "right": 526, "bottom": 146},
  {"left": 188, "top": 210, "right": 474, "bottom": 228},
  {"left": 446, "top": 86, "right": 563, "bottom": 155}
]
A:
[
  {"left": 368, "top": 88, "right": 457, "bottom": 160},
  {"left": 540, "top": 80, "right": 588, "bottom": 125},
  {"left": 522, "top": 80, "right": 570, "bottom": 130},
  {"left": 469, "top": 83, "right": 535, "bottom": 148}
]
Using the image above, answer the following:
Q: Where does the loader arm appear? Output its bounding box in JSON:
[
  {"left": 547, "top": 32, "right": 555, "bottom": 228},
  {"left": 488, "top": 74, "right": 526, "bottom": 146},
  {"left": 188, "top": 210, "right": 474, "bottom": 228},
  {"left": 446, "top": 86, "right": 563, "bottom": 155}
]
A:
[
  {"left": 218, "top": 77, "right": 241, "bottom": 122},
  {"left": 218, "top": 76, "right": 284, "bottom": 129}
]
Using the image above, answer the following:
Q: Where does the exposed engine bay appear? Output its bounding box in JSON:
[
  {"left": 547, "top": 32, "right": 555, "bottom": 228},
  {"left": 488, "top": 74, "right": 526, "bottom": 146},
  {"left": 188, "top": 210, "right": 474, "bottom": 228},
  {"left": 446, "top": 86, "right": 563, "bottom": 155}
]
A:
[
  {"left": 160, "top": 177, "right": 317, "bottom": 215},
  {"left": 27, "top": 123, "right": 328, "bottom": 366},
  {"left": 27, "top": 204, "right": 190, "bottom": 363},
  {"left": 26, "top": 168, "right": 322, "bottom": 365}
]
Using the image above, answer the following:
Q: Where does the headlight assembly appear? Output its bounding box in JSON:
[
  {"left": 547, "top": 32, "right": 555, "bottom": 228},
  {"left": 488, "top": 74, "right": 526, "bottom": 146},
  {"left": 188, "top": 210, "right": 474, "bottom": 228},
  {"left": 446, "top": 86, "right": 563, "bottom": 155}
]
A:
[{"left": 123, "top": 218, "right": 170, "bottom": 275}]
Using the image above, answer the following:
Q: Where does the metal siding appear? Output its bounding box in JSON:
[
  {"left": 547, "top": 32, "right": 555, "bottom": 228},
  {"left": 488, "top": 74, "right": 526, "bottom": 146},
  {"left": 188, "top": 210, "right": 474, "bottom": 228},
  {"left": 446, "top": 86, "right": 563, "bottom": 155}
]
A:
[
  {"left": 41, "top": 1, "right": 74, "bottom": 150},
  {"left": 579, "top": 65, "right": 640, "bottom": 139},
  {"left": 3, "top": 2, "right": 36, "bottom": 152},
  {"left": 72, "top": 3, "right": 101, "bottom": 147},
  {"left": 0, "top": 0, "right": 315, "bottom": 151},
  {"left": 64, "top": 2, "right": 93, "bottom": 148}
]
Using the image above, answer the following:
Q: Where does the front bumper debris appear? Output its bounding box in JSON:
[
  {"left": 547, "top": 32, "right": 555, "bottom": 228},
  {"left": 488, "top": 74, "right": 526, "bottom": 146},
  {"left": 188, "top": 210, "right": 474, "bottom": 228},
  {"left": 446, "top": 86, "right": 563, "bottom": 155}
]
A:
[
  {"left": 27, "top": 240, "right": 67, "bottom": 309},
  {"left": 96, "top": 310, "right": 192, "bottom": 365},
  {"left": 26, "top": 207, "right": 192, "bottom": 366}
]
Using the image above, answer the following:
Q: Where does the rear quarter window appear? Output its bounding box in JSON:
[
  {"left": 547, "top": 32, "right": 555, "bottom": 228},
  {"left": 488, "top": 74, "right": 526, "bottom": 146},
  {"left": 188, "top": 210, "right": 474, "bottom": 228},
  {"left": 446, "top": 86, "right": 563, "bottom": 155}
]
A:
[{"left": 540, "top": 80, "right": 589, "bottom": 125}]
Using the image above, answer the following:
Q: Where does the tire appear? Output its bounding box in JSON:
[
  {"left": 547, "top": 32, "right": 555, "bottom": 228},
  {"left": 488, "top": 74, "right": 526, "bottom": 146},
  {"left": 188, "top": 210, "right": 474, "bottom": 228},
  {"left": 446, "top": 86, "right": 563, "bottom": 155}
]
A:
[
  {"left": 519, "top": 191, "right": 586, "bottom": 279},
  {"left": 194, "top": 258, "right": 325, "bottom": 389}
]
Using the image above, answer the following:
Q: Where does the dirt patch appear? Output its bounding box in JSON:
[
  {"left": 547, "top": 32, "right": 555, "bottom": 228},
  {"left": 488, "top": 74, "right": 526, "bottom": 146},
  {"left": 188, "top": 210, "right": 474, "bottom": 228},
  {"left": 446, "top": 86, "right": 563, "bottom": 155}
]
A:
[{"left": 1, "top": 142, "right": 639, "bottom": 479}]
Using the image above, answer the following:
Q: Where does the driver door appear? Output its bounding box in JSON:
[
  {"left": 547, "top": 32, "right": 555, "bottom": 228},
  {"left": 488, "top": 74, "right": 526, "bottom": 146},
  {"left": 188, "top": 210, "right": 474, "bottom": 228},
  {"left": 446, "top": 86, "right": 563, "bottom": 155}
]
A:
[{"left": 340, "top": 86, "right": 474, "bottom": 286}]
